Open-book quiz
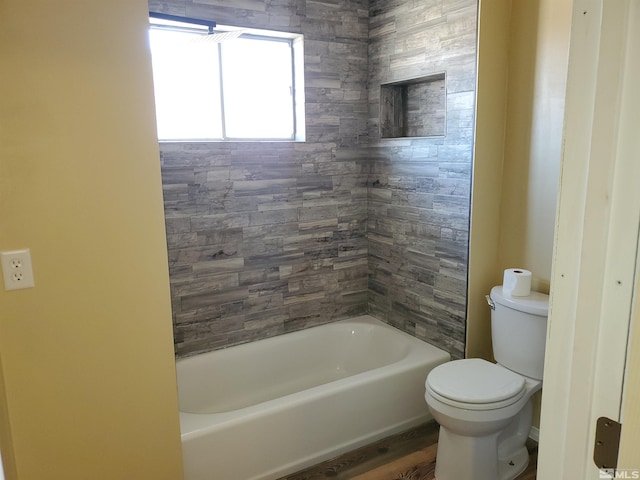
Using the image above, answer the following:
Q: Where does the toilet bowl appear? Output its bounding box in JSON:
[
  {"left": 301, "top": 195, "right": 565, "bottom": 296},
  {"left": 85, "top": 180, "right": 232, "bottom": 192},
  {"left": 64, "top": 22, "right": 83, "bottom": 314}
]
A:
[
  {"left": 425, "top": 358, "right": 541, "bottom": 480},
  {"left": 424, "top": 286, "right": 549, "bottom": 480}
]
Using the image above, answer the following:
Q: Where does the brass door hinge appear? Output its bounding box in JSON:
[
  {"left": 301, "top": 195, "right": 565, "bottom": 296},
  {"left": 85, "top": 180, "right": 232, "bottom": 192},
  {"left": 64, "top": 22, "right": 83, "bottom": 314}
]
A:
[{"left": 594, "top": 416, "right": 622, "bottom": 475}]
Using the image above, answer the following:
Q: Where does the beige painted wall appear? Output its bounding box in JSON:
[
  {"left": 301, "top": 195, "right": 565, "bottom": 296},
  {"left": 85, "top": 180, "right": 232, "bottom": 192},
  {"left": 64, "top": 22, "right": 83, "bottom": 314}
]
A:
[
  {"left": 469, "top": 0, "right": 572, "bottom": 428},
  {"left": 467, "top": 0, "right": 512, "bottom": 361},
  {"left": 499, "top": 0, "right": 572, "bottom": 295},
  {"left": 468, "top": 0, "right": 572, "bottom": 359},
  {"left": 0, "top": 1, "right": 184, "bottom": 479},
  {"left": 619, "top": 260, "right": 640, "bottom": 468}
]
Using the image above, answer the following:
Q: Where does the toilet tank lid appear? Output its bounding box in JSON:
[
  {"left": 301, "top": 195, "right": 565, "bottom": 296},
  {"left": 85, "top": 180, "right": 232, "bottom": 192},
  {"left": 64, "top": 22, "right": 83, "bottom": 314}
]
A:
[{"left": 491, "top": 286, "right": 549, "bottom": 316}]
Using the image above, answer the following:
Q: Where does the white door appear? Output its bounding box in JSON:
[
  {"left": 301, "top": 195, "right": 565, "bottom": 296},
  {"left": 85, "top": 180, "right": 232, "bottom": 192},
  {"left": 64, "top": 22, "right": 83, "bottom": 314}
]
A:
[
  {"left": 614, "top": 0, "right": 640, "bottom": 472},
  {"left": 537, "top": 0, "right": 640, "bottom": 478}
]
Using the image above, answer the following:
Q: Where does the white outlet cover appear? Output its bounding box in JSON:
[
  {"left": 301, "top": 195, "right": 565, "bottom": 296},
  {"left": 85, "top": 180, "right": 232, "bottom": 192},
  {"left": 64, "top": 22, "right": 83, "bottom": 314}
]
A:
[{"left": 1, "top": 249, "right": 35, "bottom": 290}]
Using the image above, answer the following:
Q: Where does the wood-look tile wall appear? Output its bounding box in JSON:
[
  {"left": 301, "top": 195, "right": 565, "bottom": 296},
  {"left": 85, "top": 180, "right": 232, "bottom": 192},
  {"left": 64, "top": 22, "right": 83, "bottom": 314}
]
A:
[
  {"left": 367, "top": 0, "right": 477, "bottom": 359},
  {"left": 150, "top": 0, "right": 371, "bottom": 357},
  {"left": 150, "top": 0, "right": 477, "bottom": 359}
]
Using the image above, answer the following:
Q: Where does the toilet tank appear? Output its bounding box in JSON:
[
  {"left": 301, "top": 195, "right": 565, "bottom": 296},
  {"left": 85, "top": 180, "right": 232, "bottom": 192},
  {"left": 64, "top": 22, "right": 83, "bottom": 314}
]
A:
[{"left": 489, "top": 286, "right": 549, "bottom": 380}]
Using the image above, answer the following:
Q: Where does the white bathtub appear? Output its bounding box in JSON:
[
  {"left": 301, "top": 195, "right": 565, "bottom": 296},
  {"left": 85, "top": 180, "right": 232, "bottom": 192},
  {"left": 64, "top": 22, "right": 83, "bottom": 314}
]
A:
[{"left": 177, "top": 315, "right": 450, "bottom": 480}]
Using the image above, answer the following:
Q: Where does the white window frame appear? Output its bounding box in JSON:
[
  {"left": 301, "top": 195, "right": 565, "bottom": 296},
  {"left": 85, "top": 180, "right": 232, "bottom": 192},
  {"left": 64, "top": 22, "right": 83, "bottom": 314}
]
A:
[{"left": 149, "top": 16, "right": 305, "bottom": 142}]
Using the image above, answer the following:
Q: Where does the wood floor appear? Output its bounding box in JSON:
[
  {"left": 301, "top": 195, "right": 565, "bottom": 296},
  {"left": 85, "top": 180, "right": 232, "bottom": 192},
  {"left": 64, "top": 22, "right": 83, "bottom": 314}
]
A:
[{"left": 279, "top": 421, "right": 537, "bottom": 480}]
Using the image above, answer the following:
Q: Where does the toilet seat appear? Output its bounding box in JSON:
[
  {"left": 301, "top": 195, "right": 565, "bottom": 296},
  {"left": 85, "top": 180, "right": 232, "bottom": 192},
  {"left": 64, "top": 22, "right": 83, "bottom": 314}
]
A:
[{"left": 426, "top": 358, "right": 526, "bottom": 411}]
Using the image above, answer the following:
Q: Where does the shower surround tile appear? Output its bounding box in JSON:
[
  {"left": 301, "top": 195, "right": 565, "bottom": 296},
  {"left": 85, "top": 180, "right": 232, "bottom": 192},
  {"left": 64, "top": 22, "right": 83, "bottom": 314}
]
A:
[
  {"left": 162, "top": 142, "right": 370, "bottom": 357},
  {"left": 366, "top": 0, "right": 476, "bottom": 359},
  {"left": 151, "top": 0, "right": 476, "bottom": 359}
]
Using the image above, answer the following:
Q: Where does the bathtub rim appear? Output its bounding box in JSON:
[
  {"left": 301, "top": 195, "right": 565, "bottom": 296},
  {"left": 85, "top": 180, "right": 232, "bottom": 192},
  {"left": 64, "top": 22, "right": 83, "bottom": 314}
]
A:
[{"left": 178, "top": 315, "right": 450, "bottom": 439}]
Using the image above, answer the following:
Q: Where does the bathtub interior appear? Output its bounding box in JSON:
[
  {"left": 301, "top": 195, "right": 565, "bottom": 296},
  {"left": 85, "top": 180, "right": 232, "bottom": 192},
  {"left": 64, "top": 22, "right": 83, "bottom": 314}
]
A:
[
  {"left": 177, "top": 316, "right": 451, "bottom": 480},
  {"left": 176, "top": 317, "right": 414, "bottom": 414}
]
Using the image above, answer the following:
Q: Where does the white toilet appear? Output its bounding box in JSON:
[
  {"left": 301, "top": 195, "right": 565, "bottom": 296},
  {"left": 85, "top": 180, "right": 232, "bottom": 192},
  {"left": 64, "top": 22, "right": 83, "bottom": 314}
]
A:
[{"left": 424, "top": 285, "right": 549, "bottom": 480}]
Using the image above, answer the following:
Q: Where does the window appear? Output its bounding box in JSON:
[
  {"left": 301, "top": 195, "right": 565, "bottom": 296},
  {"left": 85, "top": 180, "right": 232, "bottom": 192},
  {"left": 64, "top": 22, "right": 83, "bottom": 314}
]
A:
[{"left": 149, "top": 18, "right": 305, "bottom": 141}]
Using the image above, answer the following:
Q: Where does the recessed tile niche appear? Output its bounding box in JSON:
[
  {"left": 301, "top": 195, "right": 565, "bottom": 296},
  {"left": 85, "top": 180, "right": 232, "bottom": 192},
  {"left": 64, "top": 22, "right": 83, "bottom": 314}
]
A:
[{"left": 380, "top": 73, "right": 446, "bottom": 139}]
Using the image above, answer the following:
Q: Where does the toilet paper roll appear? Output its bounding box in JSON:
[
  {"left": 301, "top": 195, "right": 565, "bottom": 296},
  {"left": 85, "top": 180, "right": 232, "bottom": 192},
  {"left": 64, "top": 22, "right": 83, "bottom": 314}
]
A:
[{"left": 502, "top": 268, "right": 532, "bottom": 297}]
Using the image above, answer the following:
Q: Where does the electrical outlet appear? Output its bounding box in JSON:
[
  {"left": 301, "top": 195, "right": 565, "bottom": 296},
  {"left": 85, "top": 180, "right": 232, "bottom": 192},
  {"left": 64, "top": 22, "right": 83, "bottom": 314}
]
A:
[{"left": 1, "top": 249, "right": 35, "bottom": 290}]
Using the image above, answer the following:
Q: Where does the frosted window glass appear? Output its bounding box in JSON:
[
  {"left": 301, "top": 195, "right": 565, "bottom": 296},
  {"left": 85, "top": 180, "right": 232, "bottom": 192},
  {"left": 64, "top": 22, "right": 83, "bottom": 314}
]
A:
[
  {"left": 221, "top": 38, "right": 294, "bottom": 139},
  {"left": 149, "top": 28, "right": 223, "bottom": 140},
  {"left": 148, "top": 21, "right": 301, "bottom": 141}
]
